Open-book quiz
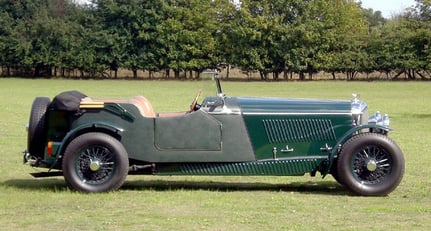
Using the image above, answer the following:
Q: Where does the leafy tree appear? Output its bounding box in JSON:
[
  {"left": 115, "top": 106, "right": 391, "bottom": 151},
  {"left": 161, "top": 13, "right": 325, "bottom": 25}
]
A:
[
  {"left": 408, "top": 0, "right": 431, "bottom": 21},
  {"left": 0, "top": 0, "right": 82, "bottom": 77},
  {"left": 226, "top": 0, "right": 368, "bottom": 80},
  {"left": 1, "top": 0, "right": 430, "bottom": 80},
  {"left": 362, "top": 8, "right": 387, "bottom": 28},
  {"left": 317, "top": 0, "right": 368, "bottom": 79},
  {"left": 0, "top": 11, "right": 17, "bottom": 76},
  {"left": 367, "top": 18, "right": 424, "bottom": 79},
  {"left": 159, "top": 0, "right": 219, "bottom": 78},
  {"left": 210, "top": 0, "right": 238, "bottom": 79},
  {"left": 227, "top": 0, "right": 271, "bottom": 80},
  {"left": 94, "top": 0, "right": 145, "bottom": 78}
]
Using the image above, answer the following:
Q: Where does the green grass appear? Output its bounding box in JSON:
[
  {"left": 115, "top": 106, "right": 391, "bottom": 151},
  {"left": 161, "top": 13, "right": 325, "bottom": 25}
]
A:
[{"left": 0, "top": 78, "right": 430, "bottom": 230}]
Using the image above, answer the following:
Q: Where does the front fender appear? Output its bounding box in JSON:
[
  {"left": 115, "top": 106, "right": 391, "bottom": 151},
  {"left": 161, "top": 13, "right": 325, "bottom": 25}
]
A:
[{"left": 322, "top": 124, "right": 392, "bottom": 176}]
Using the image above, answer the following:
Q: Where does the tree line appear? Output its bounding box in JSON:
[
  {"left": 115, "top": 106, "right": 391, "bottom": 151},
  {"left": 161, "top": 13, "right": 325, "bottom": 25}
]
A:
[{"left": 1, "top": 0, "right": 431, "bottom": 80}]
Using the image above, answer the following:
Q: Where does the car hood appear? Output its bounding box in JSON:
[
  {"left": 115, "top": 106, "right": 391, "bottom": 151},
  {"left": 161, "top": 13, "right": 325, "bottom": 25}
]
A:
[{"left": 235, "top": 97, "right": 352, "bottom": 115}]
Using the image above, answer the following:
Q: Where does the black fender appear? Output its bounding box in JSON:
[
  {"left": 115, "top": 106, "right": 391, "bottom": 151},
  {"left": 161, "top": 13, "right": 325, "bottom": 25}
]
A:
[{"left": 322, "top": 124, "right": 393, "bottom": 176}]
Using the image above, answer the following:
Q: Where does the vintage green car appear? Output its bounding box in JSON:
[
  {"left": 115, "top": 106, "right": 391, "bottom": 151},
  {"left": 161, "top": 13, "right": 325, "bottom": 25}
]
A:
[{"left": 24, "top": 76, "right": 404, "bottom": 195}]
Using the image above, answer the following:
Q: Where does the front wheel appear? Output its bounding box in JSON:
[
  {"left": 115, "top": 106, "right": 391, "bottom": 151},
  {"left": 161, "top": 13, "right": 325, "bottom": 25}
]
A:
[
  {"left": 62, "top": 132, "right": 129, "bottom": 193},
  {"left": 337, "top": 133, "right": 404, "bottom": 196}
]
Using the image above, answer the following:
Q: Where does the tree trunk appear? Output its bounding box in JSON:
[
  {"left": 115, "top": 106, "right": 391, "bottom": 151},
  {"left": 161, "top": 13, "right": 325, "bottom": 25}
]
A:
[
  {"left": 347, "top": 71, "right": 357, "bottom": 80},
  {"left": 132, "top": 69, "right": 138, "bottom": 79},
  {"left": 165, "top": 69, "right": 170, "bottom": 78},
  {"left": 299, "top": 72, "right": 305, "bottom": 80},
  {"left": 226, "top": 64, "right": 230, "bottom": 80},
  {"left": 260, "top": 71, "right": 268, "bottom": 80},
  {"left": 407, "top": 69, "right": 416, "bottom": 80},
  {"left": 273, "top": 72, "right": 279, "bottom": 80},
  {"left": 416, "top": 71, "right": 428, "bottom": 80}
]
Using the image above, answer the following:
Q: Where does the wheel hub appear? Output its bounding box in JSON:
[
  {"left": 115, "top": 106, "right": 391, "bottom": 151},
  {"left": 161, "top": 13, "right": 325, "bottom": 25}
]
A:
[
  {"left": 89, "top": 160, "right": 101, "bottom": 171},
  {"left": 366, "top": 159, "right": 377, "bottom": 172}
]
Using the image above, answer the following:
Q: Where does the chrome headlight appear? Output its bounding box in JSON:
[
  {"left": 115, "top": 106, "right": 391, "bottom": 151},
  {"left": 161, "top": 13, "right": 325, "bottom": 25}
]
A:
[
  {"left": 351, "top": 94, "right": 368, "bottom": 126},
  {"left": 368, "top": 111, "right": 390, "bottom": 127}
]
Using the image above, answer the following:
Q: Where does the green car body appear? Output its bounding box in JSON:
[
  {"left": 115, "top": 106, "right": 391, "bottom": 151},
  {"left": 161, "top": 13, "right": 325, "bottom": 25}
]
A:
[{"left": 24, "top": 77, "right": 404, "bottom": 195}]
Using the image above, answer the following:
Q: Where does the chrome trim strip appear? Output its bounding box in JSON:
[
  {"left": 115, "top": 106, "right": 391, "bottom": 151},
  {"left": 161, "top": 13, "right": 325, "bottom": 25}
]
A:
[
  {"left": 207, "top": 111, "right": 242, "bottom": 115},
  {"left": 243, "top": 112, "right": 352, "bottom": 116},
  {"left": 258, "top": 155, "right": 328, "bottom": 162}
]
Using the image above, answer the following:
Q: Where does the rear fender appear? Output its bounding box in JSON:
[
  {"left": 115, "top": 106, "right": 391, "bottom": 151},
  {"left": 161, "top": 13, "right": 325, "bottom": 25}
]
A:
[
  {"left": 322, "top": 124, "right": 392, "bottom": 176},
  {"left": 52, "top": 122, "right": 124, "bottom": 164}
]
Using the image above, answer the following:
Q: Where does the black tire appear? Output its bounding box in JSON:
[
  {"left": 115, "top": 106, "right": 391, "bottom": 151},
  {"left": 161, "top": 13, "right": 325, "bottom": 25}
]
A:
[
  {"left": 62, "top": 132, "right": 129, "bottom": 193},
  {"left": 337, "top": 133, "right": 404, "bottom": 196},
  {"left": 27, "top": 97, "right": 51, "bottom": 158},
  {"left": 330, "top": 158, "right": 343, "bottom": 185}
]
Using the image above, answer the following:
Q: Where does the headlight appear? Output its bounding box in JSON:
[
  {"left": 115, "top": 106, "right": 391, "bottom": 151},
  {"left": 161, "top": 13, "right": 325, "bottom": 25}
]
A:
[
  {"left": 351, "top": 94, "right": 368, "bottom": 126},
  {"left": 368, "top": 111, "right": 390, "bottom": 127}
]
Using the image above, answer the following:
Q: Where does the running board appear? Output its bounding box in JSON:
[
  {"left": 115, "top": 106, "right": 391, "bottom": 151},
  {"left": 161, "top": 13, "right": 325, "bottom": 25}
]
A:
[{"left": 30, "top": 171, "right": 63, "bottom": 178}]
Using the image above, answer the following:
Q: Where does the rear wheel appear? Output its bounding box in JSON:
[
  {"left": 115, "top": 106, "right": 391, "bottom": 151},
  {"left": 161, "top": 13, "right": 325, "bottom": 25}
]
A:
[
  {"left": 337, "top": 133, "right": 404, "bottom": 196},
  {"left": 62, "top": 132, "right": 129, "bottom": 193},
  {"left": 27, "top": 97, "right": 51, "bottom": 158}
]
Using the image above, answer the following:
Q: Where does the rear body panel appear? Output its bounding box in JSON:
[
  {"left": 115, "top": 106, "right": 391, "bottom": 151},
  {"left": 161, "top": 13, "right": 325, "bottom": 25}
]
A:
[{"left": 50, "top": 102, "right": 256, "bottom": 164}]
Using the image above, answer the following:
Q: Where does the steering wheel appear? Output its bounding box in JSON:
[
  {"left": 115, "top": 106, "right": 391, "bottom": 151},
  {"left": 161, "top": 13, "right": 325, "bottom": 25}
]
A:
[{"left": 190, "top": 90, "right": 202, "bottom": 112}]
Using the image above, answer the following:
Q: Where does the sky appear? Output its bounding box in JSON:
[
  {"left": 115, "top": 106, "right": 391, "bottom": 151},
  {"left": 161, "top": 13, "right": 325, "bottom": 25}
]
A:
[{"left": 359, "top": 0, "right": 417, "bottom": 18}]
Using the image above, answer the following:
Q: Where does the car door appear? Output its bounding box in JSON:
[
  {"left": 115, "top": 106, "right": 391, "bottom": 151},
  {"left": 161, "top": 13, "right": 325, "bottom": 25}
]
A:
[{"left": 154, "top": 110, "right": 222, "bottom": 151}]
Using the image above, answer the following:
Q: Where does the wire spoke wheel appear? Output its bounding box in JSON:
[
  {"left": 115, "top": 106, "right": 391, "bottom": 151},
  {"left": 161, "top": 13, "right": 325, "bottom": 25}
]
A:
[
  {"left": 63, "top": 132, "right": 129, "bottom": 193},
  {"left": 337, "top": 133, "right": 404, "bottom": 196},
  {"left": 351, "top": 144, "right": 392, "bottom": 185},
  {"left": 75, "top": 145, "right": 116, "bottom": 185}
]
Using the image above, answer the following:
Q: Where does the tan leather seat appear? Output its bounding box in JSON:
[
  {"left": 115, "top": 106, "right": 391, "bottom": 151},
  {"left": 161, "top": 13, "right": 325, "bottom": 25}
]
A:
[
  {"left": 81, "top": 96, "right": 156, "bottom": 118},
  {"left": 129, "top": 96, "right": 156, "bottom": 117}
]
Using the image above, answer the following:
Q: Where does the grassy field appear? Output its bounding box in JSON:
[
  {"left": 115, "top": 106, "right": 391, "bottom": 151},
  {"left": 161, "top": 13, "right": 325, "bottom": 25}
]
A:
[{"left": 0, "top": 78, "right": 430, "bottom": 230}]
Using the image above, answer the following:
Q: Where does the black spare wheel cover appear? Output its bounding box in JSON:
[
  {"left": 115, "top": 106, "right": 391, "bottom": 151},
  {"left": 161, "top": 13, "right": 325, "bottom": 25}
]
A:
[{"left": 50, "top": 90, "right": 87, "bottom": 112}]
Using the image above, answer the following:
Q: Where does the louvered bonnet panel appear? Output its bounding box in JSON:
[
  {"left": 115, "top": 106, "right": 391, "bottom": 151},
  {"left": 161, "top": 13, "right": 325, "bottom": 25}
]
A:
[{"left": 262, "top": 119, "right": 337, "bottom": 143}]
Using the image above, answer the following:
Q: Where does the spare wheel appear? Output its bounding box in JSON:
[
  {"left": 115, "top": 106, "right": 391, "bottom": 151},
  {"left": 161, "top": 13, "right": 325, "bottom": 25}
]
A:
[{"left": 27, "top": 97, "right": 51, "bottom": 158}]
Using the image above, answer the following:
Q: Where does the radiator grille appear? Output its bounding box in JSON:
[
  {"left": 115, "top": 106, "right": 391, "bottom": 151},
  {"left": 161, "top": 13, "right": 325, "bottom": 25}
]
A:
[{"left": 262, "top": 119, "right": 336, "bottom": 143}]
